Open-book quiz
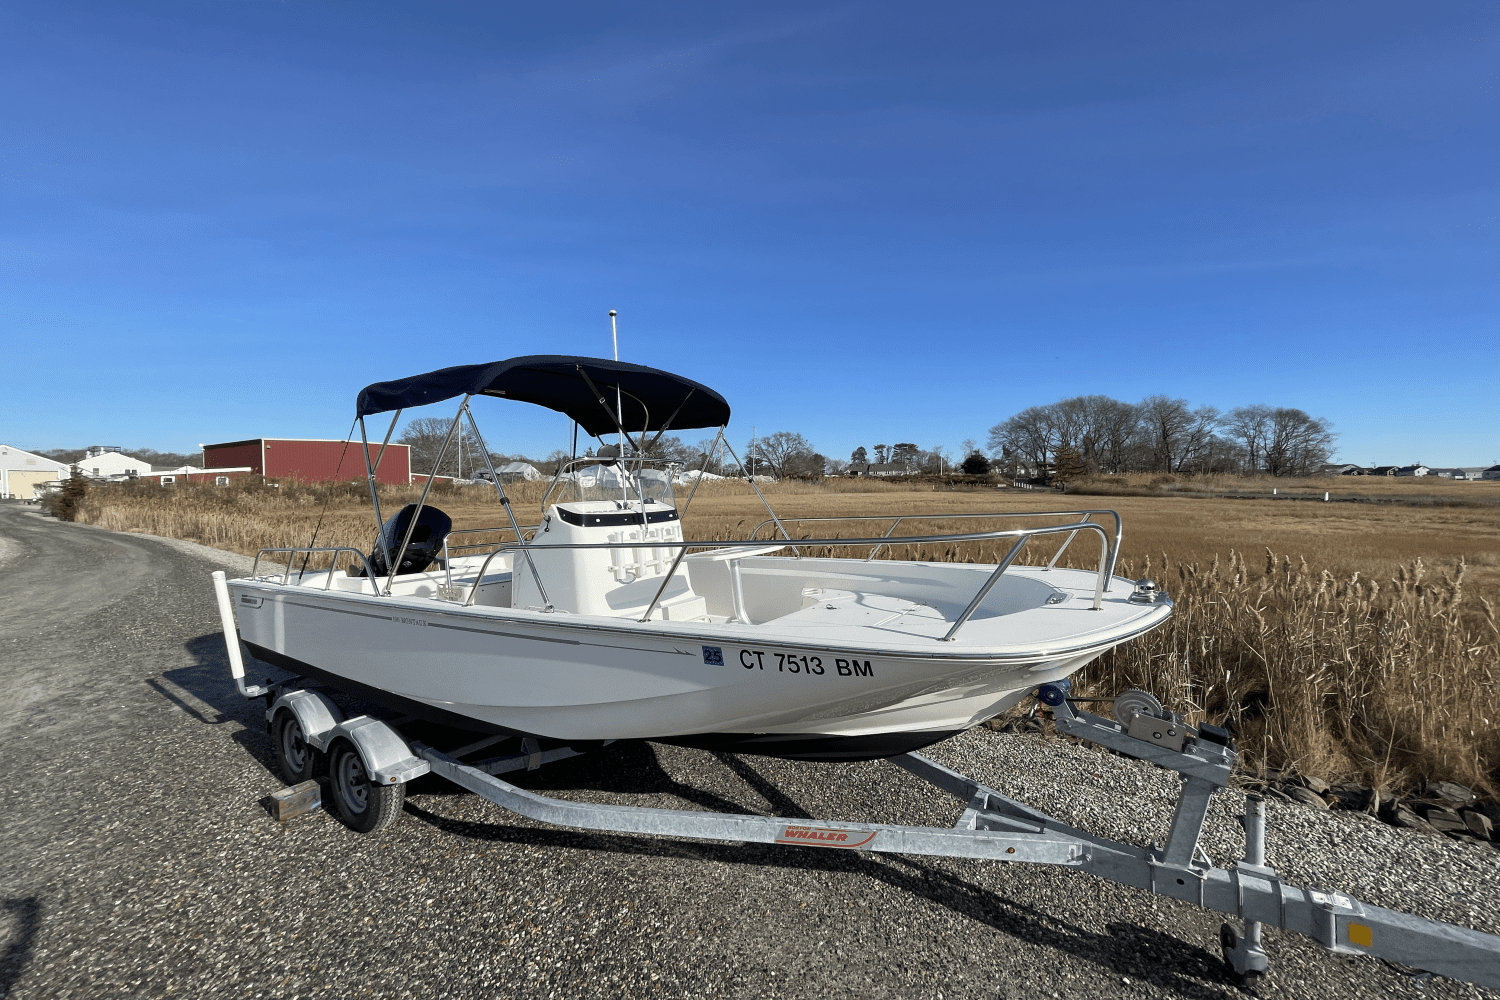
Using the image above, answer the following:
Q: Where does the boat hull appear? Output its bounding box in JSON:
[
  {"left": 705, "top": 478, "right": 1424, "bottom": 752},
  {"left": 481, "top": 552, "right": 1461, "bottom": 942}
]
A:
[
  {"left": 245, "top": 639, "right": 965, "bottom": 760},
  {"left": 230, "top": 575, "right": 1163, "bottom": 759}
]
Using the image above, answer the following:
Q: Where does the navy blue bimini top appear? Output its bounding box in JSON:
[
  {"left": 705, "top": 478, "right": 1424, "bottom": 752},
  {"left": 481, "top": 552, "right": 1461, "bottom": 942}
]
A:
[{"left": 355, "top": 355, "right": 731, "bottom": 437}]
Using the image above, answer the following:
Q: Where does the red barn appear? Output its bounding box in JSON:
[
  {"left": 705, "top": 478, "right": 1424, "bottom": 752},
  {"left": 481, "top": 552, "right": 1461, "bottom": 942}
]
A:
[{"left": 201, "top": 438, "right": 411, "bottom": 484}]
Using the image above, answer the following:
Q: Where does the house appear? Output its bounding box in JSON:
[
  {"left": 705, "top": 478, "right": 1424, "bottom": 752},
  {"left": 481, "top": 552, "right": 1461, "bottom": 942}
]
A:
[
  {"left": 0, "top": 445, "right": 71, "bottom": 499},
  {"left": 75, "top": 447, "right": 151, "bottom": 479},
  {"left": 1319, "top": 464, "right": 1361, "bottom": 476},
  {"left": 202, "top": 438, "right": 411, "bottom": 484},
  {"left": 1483, "top": 465, "right": 1500, "bottom": 481},
  {"left": 1370, "top": 466, "right": 1399, "bottom": 477},
  {"left": 1393, "top": 465, "right": 1430, "bottom": 477},
  {"left": 848, "top": 463, "right": 906, "bottom": 477},
  {"left": 1455, "top": 467, "right": 1488, "bottom": 481},
  {"left": 1341, "top": 467, "right": 1374, "bottom": 476}
]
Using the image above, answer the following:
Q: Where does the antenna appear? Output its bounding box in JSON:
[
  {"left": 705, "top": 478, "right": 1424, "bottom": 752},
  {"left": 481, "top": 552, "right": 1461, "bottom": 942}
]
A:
[{"left": 609, "top": 310, "right": 624, "bottom": 498}]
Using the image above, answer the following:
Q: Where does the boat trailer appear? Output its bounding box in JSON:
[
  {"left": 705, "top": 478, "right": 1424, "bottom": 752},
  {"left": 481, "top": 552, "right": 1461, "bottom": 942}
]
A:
[{"left": 213, "top": 574, "right": 1500, "bottom": 991}]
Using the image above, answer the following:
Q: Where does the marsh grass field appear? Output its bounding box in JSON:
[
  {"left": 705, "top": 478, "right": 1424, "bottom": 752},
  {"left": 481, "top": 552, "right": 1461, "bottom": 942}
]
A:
[{"left": 75, "top": 476, "right": 1500, "bottom": 799}]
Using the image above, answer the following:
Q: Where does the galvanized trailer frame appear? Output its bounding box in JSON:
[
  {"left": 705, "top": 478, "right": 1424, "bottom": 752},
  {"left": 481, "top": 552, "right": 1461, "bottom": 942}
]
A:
[{"left": 213, "top": 575, "right": 1500, "bottom": 991}]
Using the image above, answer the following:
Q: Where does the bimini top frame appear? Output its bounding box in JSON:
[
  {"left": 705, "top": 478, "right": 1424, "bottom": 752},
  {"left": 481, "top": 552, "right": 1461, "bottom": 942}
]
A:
[{"left": 352, "top": 357, "right": 771, "bottom": 601}]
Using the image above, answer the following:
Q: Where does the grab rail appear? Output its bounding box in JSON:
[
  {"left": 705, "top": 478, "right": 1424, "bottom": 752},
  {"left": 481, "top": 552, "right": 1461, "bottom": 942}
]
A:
[
  {"left": 456, "top": 519, "right": 1115, "bottom": 640},
  {"left": 747, "top": 510, "right": 1123, "bottom": 590},
  {"left": 252, "top": 547, "right": 379, "bottom": 589},
  {"left": 441, "top": 524, "right": 539, "bottom": 590}
]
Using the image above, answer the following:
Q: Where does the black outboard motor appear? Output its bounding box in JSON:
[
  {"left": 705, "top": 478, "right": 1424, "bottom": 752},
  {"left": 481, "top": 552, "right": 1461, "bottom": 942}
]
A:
[{"left": 360, "top": 503, "right": 452, "bottom": 577}]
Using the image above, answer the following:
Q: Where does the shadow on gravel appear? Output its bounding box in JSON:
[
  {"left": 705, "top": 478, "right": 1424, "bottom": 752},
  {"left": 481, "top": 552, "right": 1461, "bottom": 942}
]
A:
[
  {"left": 162, "top": 633, "right": 292, "bottom": 721},
  {"left": 152, "top": 633, "right": 288, "bottom": 778},
  {"left": 402, "top": 798, "right": 1237, "bottom": 998},
  {"left": 0, "top": 897, "right": 41, "bottom": 1000},
  {"left": 404, "top": 741, "right": 804, "bottom": 819}
]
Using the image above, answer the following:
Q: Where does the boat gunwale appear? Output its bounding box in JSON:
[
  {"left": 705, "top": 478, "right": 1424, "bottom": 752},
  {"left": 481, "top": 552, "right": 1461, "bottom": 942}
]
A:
[{"left": 227, "top": 567, "right": 1174, "bottom": 664}]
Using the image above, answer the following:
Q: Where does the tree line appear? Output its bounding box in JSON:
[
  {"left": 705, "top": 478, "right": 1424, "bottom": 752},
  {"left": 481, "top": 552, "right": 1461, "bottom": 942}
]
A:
[
  {"left": 398, "top": 394, "right": 1336, "bottom": 484},
  {"left": 985, "top": 396, "right": 1335, "bottom": 478}
]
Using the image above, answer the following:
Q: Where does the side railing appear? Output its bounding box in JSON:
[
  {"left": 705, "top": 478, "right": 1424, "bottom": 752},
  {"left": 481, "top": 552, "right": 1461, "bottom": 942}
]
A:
[
  {"left": 747, "top": 510, "right": 1123, "bottom": 588},
  {"left": 440, "top": 524, "right": 539, "bottom": 591},
  {"left": 252, "top": 547, "right": 380, "bottom": 589},
  {"left": 455, "top": 519, "right": 1117, "bottom": 641}
]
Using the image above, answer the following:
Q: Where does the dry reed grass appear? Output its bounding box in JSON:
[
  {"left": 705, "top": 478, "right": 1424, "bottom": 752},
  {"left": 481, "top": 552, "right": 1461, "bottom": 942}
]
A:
[
  {"left": 1076, "top": 470, "right": 1500, "bottom": 505},
  {"left": 76, "top": 479, "right": 1500, "bottom": 795}
]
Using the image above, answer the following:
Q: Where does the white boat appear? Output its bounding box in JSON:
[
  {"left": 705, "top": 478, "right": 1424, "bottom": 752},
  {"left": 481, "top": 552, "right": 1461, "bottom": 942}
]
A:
[{"left": 227, "top": 355, "right": 1172, "bottom": 760}]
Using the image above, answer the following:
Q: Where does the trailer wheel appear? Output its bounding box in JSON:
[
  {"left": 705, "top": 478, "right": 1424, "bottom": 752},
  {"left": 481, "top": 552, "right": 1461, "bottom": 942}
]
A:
[
  {"left": 1219, "top": 924, "right": 1264, "bottom": 990},
  {"left": 328, "top": 740, "right": 404, "bottom": 834},
  {"left": 273, "top": 709, "right": 324, "bottom": 785}
]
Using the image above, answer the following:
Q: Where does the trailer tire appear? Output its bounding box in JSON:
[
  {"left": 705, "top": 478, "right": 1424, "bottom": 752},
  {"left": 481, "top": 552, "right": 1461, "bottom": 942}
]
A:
[
  {"left": 1219, "top": 924, "right": 1264, "bottom": 990},
  {"left": 273, "top": 709, "right": 324, "bottom": 785},
  {"left": 328, "top": 739, "right": 404, "bottom": 834}
]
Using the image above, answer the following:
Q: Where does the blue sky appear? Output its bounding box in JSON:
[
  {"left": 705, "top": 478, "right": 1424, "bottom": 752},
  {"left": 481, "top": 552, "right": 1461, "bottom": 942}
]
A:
[{"left": 3, "top": 2, "right": 1497, "bottom": 466}]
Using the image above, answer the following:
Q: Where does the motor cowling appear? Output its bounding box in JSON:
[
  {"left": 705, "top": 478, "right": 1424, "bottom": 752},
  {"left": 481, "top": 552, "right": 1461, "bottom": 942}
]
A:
[{"left": 360, "top": 503, "right": 452, "bottom": 577}]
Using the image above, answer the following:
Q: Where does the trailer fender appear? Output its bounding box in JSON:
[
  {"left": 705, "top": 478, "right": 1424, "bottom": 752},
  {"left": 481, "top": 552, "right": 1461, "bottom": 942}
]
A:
[
  {"left": 267, "top": 689, "right": 344, "bottom": 751},
  {"left": 333, "top": 716, "right": 431, "bottom": 785}
]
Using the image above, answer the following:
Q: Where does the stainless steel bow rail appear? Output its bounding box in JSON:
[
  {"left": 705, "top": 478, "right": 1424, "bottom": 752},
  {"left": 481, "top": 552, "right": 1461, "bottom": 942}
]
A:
[
  {"left": 747, "top": 509, "right": 1124, "bottom": 580},
  {"left": 230, "top": 640, "right": 1500, "bottom": 990}
]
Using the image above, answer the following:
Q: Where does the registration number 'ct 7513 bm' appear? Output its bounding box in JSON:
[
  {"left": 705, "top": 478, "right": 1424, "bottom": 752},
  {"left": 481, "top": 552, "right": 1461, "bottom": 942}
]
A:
[{"left": 738, "top": 648, "right": 873, "bottom": 677}]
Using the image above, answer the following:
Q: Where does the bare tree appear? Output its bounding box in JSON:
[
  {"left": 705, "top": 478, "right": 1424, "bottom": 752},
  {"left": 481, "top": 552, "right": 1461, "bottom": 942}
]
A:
[
  {"left": 1082, "top": 396, "right": 1140, "bottom": 474},
  {"left": 1264, "top": 409, "right": 1336, "bottom": 477},
  {"left": 1175, "top": 405, "right": 1222, "bottom": 473},
  {"left": 1137, "top": 396, "right": 1194, "bottom": 472},
  {"left": 1224, "top": 405, "right": 1273, "bottom": 473},
  {"left": 988, "top": 405, "right": 1058, "bottom": 475},
  {"left": 640, "top": 435, "right": 695, "bottom": 464},
  {"left": 400, "top": 417, "right": 486, "bottom": 478},
  {"left": 691, "top": 437, "right": 728, "bottom": 475},
  {"left": 1051, "top": 397, "right": 1090, "bottom": 454},
  {"left": 749, "top": 431, "right": 818, "bottom": 478},
  {"left": 919, "top": 444, "right": 951, "bottom": 474}
]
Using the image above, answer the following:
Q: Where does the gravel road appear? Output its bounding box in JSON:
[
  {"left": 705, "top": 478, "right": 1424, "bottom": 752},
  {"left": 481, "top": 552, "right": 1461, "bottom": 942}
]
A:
[{"left": 1, "top": 502, "right": 1496, "bottom": 999}]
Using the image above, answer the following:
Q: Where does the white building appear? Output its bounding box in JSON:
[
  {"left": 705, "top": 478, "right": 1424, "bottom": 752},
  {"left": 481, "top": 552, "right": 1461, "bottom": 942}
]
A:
[
  {"left": 75, "top": 447, "right": 152, "bottom": 479},
  {"left": 0, "top": 445, "right": 71, "bottom": 499},
  {"left": 499, "top": 461, "right": 544, "bottom": 482}
]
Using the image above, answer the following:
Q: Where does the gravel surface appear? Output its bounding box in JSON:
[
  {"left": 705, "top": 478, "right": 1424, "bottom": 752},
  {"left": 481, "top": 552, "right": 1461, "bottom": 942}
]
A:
[{"left": 1, "top": 501, "right": 1497, "bottom": 999}]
